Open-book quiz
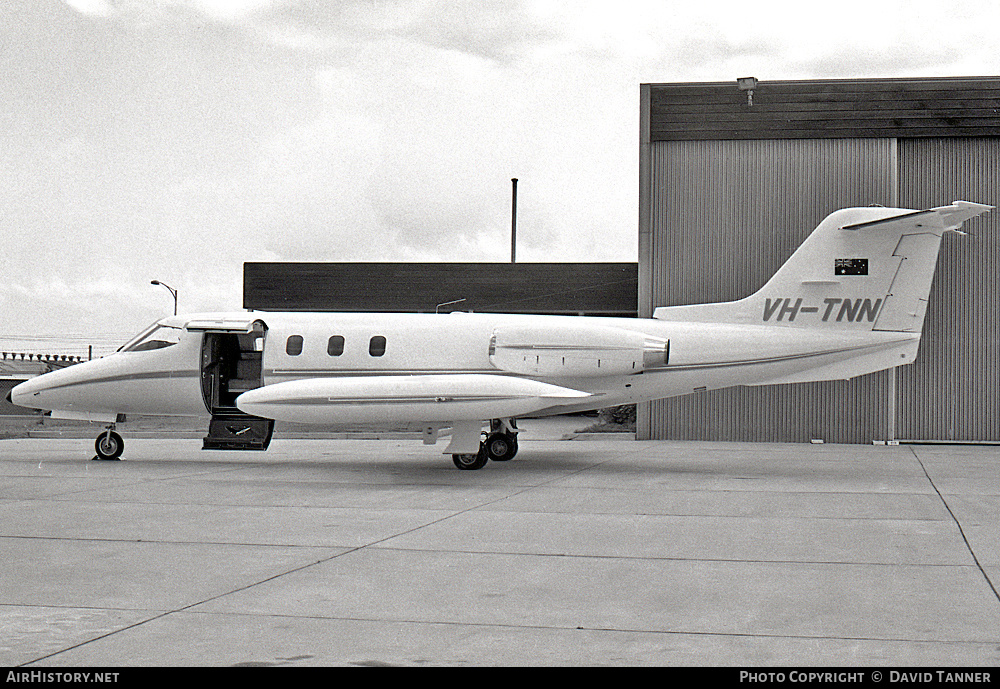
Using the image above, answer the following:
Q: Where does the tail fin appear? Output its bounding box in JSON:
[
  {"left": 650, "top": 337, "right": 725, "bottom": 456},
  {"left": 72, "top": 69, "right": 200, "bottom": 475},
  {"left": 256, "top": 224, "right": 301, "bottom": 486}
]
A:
[{"left": 654, "top": 201, "right": 993, "bottom": 332}]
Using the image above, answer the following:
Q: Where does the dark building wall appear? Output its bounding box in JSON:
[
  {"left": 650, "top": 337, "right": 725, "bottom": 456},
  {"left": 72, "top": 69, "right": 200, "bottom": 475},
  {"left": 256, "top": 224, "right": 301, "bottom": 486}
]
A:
[
  {"left": 649, "top": 77, "right": 1000, "bottom": 141},
  {"left": 0, "top": 380, "right": 32, "bottom": 415},
  {"left": 639, "top": 77, "right": 1000, "bottom": 443},
  {"left": 244, "top": 263, "right": 638, "bottom": 317}
]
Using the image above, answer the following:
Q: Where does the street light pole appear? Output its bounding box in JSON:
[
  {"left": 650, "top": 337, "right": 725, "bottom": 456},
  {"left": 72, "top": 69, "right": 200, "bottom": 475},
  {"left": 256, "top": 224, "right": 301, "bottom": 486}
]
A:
[
  {"left": 150, "top": 280, "right": 178, "bottom": 316},
  {"left": 510, "top": 178, "right": 518, "bottom": 263}
]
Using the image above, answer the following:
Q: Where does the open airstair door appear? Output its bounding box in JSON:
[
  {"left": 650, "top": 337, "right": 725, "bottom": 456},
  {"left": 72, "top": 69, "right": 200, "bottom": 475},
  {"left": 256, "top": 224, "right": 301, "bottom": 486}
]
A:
[{"left": 192, "top": 318, "right": 274, "bottom": 451}]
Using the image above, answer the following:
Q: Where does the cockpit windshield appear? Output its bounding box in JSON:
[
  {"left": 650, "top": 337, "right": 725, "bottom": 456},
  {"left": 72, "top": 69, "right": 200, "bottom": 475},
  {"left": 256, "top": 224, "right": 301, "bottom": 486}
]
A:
[{"left": 119, "top": 323, "right": 184, "bottom": 353}]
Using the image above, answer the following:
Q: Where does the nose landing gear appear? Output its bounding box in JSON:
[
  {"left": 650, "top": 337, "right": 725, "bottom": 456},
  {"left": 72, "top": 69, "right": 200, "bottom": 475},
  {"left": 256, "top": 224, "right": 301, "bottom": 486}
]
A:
[{"left": 93, "top": 426, "right": 124, "bottom": 461}]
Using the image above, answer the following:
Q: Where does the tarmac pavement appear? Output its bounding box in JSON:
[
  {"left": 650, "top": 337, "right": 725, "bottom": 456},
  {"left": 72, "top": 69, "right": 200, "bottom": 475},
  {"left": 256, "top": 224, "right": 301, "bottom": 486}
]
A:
[{"left": 1, "top": 418, "right": 998, "bottom": 667}]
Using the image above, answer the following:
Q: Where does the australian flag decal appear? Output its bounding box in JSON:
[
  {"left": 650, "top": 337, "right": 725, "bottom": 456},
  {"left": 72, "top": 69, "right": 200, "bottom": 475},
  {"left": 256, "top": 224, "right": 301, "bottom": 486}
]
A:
[{"left": 835, "top": 258, "right": 868, "bottom": 276}]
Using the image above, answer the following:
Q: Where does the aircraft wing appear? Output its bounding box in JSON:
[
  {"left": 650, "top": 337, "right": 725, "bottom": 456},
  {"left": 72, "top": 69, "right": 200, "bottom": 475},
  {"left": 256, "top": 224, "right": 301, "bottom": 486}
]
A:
[{"left": 236, "top": 374, "right": 591, "bottom": 425}]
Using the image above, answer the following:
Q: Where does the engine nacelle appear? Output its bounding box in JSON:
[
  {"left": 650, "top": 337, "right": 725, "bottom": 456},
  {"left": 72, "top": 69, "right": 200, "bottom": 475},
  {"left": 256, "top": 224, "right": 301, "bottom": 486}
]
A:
[{"left": 489, "top": 324, "right": 669, "bottom": 378}]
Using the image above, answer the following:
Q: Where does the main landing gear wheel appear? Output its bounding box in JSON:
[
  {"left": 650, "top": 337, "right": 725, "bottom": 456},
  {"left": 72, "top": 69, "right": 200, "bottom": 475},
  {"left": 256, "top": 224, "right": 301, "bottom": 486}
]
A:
[
  {"left": 94, "top": 430, "right": 124, "bottom": 461},
  {"left": 452, "top": 443, "right": 489, "bottom": 470},
  {"left": 485, "top": 432, "right": 518, "bottom": 462}
]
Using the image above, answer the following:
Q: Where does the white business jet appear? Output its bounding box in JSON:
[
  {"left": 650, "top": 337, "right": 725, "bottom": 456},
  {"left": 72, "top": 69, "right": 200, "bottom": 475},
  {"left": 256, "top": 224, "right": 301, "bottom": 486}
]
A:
[{"left": 9, "top": 201, "right": 992, "bottom": 469}]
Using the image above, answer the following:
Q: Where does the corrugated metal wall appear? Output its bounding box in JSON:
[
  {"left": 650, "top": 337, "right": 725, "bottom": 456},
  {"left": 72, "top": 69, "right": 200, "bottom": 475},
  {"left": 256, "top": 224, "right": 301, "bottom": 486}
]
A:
[
  {"left": 640, "top": 79, "right": 1000, "bottom": 444},
  {"left": 896, "top": 138, "right": 1000, "bottom": 441},
  {"left": 643, "top": 138, "right": 898, "bottom": 443},
  {"left": 641, "top": 135, "right": 1000, "bottom": 443}
]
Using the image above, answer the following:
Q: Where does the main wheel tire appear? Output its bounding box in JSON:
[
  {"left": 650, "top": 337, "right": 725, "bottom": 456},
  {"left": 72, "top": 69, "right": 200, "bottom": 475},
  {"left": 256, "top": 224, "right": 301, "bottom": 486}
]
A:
[
  {"left": 452, "top": 444, "right": 488, "bottom": 470},
  {"left": 94, "top": 431, "right": 124, "bottom": 460},
  {"left": 485, "top": 432, "right": 517, "bottom": 461}
]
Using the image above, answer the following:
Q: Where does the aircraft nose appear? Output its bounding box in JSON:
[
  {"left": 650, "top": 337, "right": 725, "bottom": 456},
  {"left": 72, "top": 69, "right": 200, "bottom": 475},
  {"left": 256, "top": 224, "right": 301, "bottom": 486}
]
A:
[
  {"left": 8, "top": 379, "right": 34, "bottom": 409},
  {"left": 8, "top": 375, "right": 60, "bottom": 412}
]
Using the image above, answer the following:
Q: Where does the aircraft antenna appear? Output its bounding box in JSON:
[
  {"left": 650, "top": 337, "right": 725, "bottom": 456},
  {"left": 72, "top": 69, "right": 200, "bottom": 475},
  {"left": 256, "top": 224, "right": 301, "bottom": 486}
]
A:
[{"left": 436, "top": 298, "right": 467, "bottom": 314}]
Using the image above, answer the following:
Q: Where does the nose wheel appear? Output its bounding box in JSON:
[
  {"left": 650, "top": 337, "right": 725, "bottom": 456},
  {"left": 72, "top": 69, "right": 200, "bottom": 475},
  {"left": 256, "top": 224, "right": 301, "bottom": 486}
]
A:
[{"left": 94, "top": 428, "right": 124, "bottom": 461}]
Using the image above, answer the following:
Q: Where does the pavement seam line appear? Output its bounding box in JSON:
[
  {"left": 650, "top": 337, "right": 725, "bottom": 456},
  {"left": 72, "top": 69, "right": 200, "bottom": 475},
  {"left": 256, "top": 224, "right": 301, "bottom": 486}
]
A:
[
  {"left": 17, "top": 470, "right": 575, "bottom": 665},
  {"left": 908, "top": 445, "right": 1000, "bottom": 604}
]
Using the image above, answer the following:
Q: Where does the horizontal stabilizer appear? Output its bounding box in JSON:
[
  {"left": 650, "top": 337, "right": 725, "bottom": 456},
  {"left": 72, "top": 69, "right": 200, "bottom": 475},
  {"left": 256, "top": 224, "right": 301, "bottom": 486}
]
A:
[
  {"left": 931, "top": 200, "right": 994, "bottom": 230},
  {"left": 841, "top": 201, "right": 992, "bottom": 233},
  {"left": 840, "top": 209, "right": 940, "bottom": 232}
]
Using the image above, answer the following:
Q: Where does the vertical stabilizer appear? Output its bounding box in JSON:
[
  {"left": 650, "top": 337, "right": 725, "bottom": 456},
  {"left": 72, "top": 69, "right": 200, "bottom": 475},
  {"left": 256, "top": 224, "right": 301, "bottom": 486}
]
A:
[{"left": 653, "top": 201, "right": 993, "bottom": 333}]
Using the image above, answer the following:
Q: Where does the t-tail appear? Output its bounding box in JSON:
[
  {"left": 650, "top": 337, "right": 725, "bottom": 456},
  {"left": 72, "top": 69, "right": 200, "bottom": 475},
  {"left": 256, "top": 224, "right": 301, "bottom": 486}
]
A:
[
  {"left": 654, "top": 201, "right": 992, "bottom": 332},
  {"left": 652, "top": 201, "right": 993, "bottom": 385}
]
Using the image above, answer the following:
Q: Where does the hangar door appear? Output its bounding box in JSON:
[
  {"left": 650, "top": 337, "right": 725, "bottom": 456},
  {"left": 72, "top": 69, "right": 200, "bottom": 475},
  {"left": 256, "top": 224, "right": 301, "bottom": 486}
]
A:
[
  {"left": 895, "top": 138, "right": 1000, "bottom": 442},
  {"left": 641, "top": 137, "right": 898, "bottom": 444}
]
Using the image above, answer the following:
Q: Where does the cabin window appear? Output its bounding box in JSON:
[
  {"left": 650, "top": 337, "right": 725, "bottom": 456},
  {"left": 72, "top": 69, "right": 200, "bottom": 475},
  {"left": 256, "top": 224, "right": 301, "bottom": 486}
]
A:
[
  {"left": 327, "top": 335, "right": 345, "bottom": 356},
  {"left": 369, "top": 335, "right": 386, "bottom": 357},
  {"left": 286, "top": 335, "right": 303, "bottom": 356}
]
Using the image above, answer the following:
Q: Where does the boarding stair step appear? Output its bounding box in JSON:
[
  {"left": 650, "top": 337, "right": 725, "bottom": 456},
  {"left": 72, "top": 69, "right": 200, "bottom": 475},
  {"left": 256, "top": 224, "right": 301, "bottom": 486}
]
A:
[{"left": 203, "top": 409, "right": 274, "bottom": 451}]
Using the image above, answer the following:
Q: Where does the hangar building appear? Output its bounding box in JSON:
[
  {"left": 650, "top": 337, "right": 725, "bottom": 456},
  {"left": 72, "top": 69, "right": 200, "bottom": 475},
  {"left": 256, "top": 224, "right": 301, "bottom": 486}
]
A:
[
  {"left": 244, "top": 262, "right": 638, "bottom": 317},
  {"left": 638, "top": 77, "right": 1000, "bottom": 444}
]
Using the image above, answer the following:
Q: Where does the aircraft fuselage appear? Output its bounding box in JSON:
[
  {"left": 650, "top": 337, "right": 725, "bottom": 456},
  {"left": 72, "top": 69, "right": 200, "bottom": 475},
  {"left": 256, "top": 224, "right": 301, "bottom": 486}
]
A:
[{"left": 11, "top": 310, "right": 918, "bottom": 424}]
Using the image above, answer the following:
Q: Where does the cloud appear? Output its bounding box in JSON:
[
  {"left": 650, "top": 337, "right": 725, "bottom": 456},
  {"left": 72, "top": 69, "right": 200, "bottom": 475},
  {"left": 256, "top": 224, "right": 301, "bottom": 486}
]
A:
[
  {"left": 795, "top": 45, "right": 964, "bottom": 80},
  {"left": 251, "top": 0, "right": 557, "bottom": 63},
  {"left": 62, "top": 0, "right": 114, "bottom": 16},
  {"left": 5, "top": 0, "right": 1000, "bottom": 351}
]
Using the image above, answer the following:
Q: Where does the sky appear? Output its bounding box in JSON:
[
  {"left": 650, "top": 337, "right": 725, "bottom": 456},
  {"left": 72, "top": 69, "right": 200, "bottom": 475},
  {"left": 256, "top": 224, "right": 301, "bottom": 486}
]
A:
[{"left": 3, "top": 0, "right": 1000, "bottom": 356}]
